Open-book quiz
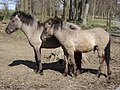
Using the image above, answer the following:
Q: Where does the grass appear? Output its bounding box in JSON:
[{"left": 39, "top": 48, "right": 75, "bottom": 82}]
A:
[
  {"left": 88, "top": 18, "right": 107, "bottom": 28},
  {"left": 88, "top": 18, "right": 120, "bottom": 32},
  {"left": 0, "top": 10, "right": 15, "bottom": 19}
]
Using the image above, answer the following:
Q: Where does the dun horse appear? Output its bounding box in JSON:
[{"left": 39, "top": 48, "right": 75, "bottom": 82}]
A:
[
  {"left": 42, "top": 18, "right": 111, "bottom": 79},
  {"left": 5, "top": 11, "right": 82, "bottom": 75}
]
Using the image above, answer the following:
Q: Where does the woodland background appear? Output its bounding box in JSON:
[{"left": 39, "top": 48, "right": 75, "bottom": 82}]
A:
[
  {"left": 0, "top": 0, "right": 120, "bottom": 29},
  {"left": 0, "top": 1, "right": 120, "bottom": 89}
]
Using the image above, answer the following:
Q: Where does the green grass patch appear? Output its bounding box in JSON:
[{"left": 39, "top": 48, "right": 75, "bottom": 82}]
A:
[{"left": 88, "top": 19, "right": 107, "bottom": 28}]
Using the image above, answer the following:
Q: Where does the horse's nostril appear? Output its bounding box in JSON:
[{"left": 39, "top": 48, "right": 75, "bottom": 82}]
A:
[{"left": 5, "top": 28, "right": 11, "bottom": 34}]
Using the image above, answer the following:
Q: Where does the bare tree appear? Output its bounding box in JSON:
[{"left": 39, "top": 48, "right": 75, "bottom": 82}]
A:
[
  {"left": 82, "top": 0, "right": 90, "bottom": 26},
  {"left": 69, "top": 0, "right": 73, "bottom": 20},
  {"left": 91, "top": 0, "right": 96, "bottom": 21},
  {"left": 74, "top": 0, "right": 79, "bottom": 20},
  {"left": 78, "top": 0, "right": 83, "bottom": 21}
]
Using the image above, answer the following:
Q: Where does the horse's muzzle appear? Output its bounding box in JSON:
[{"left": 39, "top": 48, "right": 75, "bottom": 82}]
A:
[{"left": 5, "top": 27, "right": 12, "bottom": 34}]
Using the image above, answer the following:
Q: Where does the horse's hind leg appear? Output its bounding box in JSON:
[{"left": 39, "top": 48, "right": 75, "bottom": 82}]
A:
[
  {"left": 97, "top": 50, "right": 105, "bottom": 78},
  {"left": 69, "top": 51, "right": 77, "bottom": 77},
  {"left": 75, "top": 52, "right": 82, "bottom": 73}
]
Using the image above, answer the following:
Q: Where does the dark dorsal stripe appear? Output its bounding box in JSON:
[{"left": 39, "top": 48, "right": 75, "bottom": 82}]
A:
[{"left": 11, "top": 11, "right": 34, "bottom": 26}]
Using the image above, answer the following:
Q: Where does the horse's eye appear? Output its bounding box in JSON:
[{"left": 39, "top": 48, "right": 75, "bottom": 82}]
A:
[
  {"left": 48, "top": 22, "right": 51, "bottom": 25},
  {"left": 12, "top": 20, "right": 15, "bottom": 22}
]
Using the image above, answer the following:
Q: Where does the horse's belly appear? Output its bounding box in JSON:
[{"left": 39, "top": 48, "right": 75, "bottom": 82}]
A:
[
  {"left": 76, "top": 48, "right": 92, "bottom": 53},
  {"left": 75, "top": 45, "right": 93, "bottom": 53}
]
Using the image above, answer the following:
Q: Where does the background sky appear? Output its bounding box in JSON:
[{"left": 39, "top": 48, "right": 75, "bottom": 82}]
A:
[{"left": 0, "top": 0, "right": 16, "bottom": 10}]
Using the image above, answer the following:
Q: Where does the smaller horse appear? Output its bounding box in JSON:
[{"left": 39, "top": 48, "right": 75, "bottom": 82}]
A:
[
  {"left": 5, "top": 11, "right": 83, "bottom": 75},
  {"left": 42, "top": 18, "right": 111, "bottom": 79}
]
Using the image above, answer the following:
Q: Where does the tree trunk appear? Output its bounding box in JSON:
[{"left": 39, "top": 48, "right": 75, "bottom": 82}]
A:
[
  {"left": 69, "top": 0, "right": 73, "bottom": 20},
  {"left": 20, "top": 0, "right": 24, "bottom": 11},
  {"left": 78, "top": 0, "right": 83, "bottom": 21},
  {"left": 62, "top": 0, "right": 67, "bottom": 20},
  {"left": 41, "top": 0, "right": 44, "bottom": 22},
  {"left": 28, "top": 0, "right": 32, "bottom": 14},
  {"left": 16, "top": 0, "right": 21, "bottom": 11},
  {"left": 48, "top": 0, "right": 52, "bottom": 16},
  {"left": 91, "top": 0, "right": 96, "bottom": 21},
  {"left": 82, "top": 0, "right": 90, "bottom": 26},
  {"left": 75, "top": 0, "right": 78, "bottom": 20}
]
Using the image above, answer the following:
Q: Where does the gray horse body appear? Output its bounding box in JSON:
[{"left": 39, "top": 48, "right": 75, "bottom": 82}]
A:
[
  {"left": 42, "top": 18, "right": 111, "bottom": 78},
  {"left": 63, "top": 28, "right": 109, "bottom": 53},
  {"left": 51, "top": 26, "right": 109, "bottom": 53}
]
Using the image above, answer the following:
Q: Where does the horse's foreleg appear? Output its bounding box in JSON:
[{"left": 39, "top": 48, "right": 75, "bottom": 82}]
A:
[{"left": 34, "top": 47, "right": 43, "bottom": 75}]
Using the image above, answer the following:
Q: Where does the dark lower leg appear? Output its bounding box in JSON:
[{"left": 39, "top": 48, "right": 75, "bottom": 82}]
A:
[
  {"left": 64, "top": 55, "right": 69, "bottom": 76},
  {"left": 70, "top": 56, "right": 77, "bottom": 77},
  {"left": 34, "top": 48, "right": 43, "bottom": 74},
  {"left": 74, "top": 52, "right": 82, "bottom": 72},
  {"left": 107, "top": 64, "right": 111, "bottom": 80}
]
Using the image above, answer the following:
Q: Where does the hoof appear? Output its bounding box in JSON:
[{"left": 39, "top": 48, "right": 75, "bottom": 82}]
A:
[
  {"left": 76, "top": 70, "right": 81, "bottom": 75},
  {"left": 39, "top": 71, "right": 43, "bottom": 75},
  {"left": 63, "top": 72, "right": 68, "bottom": 77},
  {"left": 97, "top": 72, "right": 101, "bottom": 78},
  {"left": 107, "top": 77, "right": 111, "bottom": 83},
  {"left": 34, "top": 69, "right": 38, "bottom": 73},
  {"left": 34, "top": 69, "right": 43, "bottom": 75},
  {"left": 73, "top": 73, "right": 77, "bottom": 78},
  {"left": 107, "top": 75, "right": 111, "bottom": 81},
  {"left": 79, "top": 69, "right": 84, "bottom": 74},
  {"left": 106, "top": 71, "right": 111, "bottom": 82},
  {"left": 70, "top": 72, "right": 78, "bottom": 78}
]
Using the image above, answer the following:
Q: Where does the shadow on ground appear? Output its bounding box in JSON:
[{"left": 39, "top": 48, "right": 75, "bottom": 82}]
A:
[{"left": 9, "top": 59, "right": 107, "bottom": 77}]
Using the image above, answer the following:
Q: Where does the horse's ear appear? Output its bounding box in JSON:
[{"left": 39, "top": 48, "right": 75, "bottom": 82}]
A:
[
  {"left": 17, "top": 12, "right": 21, "bottom": 18},
  {"left": 16, "top": 11, "right": 23, "bottom": 18}
]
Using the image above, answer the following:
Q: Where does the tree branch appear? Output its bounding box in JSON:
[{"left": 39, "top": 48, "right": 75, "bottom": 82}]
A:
[{"left": 59, "top": 0, "right": 64, "bottom": 4}]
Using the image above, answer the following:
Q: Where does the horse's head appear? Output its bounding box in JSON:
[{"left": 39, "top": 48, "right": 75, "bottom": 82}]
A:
[
  {"left": 6, "top": 11, "right": 34, "bottom": 34},
  {"left": 41, "top": 19, "right": 54, "bottom": 41},
  {"left": 6, "top": 11, "right": 23, "bottom": 34},
  {"left": 41, "top": 18, "right": 63, "bottom": 41}
]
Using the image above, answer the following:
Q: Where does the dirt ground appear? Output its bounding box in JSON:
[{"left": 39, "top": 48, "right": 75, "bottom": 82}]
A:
[{"left": 0, "top": 23, "right": 120, "bottom": 90}]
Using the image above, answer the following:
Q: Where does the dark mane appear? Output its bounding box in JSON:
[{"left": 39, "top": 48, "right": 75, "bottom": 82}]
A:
[
  {"left": 44, "top": 18, "right": 64, "bottom": 30},
  {"left": 37, "top": 21, "right": 44, "bottom": 28},
  {"left": 11, "top": 11, "right": 34, "bottom": 26}
]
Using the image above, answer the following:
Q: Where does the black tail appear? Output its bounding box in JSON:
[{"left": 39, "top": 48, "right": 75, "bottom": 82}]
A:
[
  {"left": 105, "top": 39, "right": 110, "bottom": 67},
  {"left": 105, "top": 38, "right": 111, "bottom": 76}
]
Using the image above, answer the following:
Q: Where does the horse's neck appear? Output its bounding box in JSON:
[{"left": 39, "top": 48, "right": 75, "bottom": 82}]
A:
[
  {"left": 53, "top": 29, "right": 66, "bottom": 43},
  {"left": 21, "top": 21, "right": 42, "bottom": 40}
]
